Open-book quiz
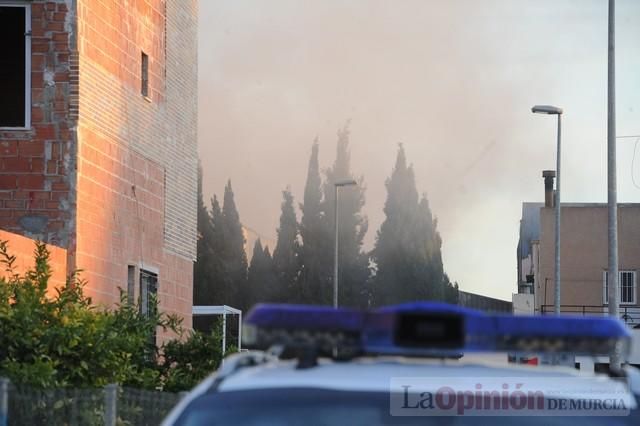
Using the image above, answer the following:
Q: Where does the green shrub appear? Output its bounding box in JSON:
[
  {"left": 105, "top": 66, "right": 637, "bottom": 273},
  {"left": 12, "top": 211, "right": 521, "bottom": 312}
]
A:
[
  {"left": 0, "top": 240, "right": 227, "bottom": 391},
  {"left": 159, "top": 321, "right": 234, "bottom": 392}
]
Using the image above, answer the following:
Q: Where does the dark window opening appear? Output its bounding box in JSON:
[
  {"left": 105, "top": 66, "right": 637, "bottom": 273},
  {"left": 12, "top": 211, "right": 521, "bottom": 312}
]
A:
[
  {"left": 0, "top": 6, "right": 27, "bottom": 127},
  {"left": 141, "top": 51, "right": 149, "bottom": 97},
  {"left": 127, "top": 265, "right": 136, "bottom": 305},
  {"left": 140, "top": 269, "right": 158, "bottom": 316},
  {"left": 140, "top": 269, "right": 158, "bottom": 345}
]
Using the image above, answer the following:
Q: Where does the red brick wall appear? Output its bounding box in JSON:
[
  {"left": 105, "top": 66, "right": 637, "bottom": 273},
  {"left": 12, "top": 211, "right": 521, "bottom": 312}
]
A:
[
  {"left": 76, "top": 0, "right": 198, "bottom": 261},
  {"left": 75, "top": 129, "right": 192, "bottom": 330},
  {"left": 75, "top": 0, "right": 194, "bottom": 331},
  {"left": 0, "top": 0, "right": 76, "bottom": 249},
  {"left": 1, "top": 0, "right": 196, "bottom": 334},
  {"left": 78, "top": 0, "right": 165, "bottom": 101}
]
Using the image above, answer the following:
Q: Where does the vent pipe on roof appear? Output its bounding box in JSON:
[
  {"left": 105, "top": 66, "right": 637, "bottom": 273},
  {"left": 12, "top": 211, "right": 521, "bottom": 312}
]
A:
[{"left": 542, "top": 170, "right": 556, "bottom": 208}]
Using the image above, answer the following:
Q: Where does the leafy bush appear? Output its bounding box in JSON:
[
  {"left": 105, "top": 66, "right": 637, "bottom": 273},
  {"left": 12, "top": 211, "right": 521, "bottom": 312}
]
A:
[
  {"left": 0, "top": 240, "right": 228, "bottom": 391},
  {"left": 159, "top": 323, "right": 232, "bottom": 392}
]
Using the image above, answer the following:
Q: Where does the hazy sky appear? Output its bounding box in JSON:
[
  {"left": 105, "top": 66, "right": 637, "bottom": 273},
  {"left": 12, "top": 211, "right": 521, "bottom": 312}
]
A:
[{"left": 198, "top": 0, "right": 640, "bottom": 301}]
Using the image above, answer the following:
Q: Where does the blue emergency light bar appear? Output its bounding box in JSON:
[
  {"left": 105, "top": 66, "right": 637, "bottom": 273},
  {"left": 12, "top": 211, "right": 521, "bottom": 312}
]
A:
[
  {"left": 242, "top": 302, "right": 631, "bottom": 358},
  {"left": 242, "top": 304, "right": 365, "bottom": 355}
]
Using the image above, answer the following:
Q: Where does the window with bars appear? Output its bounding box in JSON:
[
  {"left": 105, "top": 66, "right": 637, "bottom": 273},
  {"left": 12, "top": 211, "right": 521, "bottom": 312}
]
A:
[
  {"left": 140, "top": 269, "right": 158, "bottom": 346},
  {"left": 140, "top": 269, "right": 158, "bottom": 316},
  {"left": 603, "top": 270, "right": 636, "bottom": 305}
]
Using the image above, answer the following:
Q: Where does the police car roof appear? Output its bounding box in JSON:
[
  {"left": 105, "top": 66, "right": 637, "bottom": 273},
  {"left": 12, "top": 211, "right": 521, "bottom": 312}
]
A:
[
  {"left": 162, "top": 353, "right": 640, "bottom": 425},
  {"left": 217, "top": 356, "right": 614, "bottom": 393}
]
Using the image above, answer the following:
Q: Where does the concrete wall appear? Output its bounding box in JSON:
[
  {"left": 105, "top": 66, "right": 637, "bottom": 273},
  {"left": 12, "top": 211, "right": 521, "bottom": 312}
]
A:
[
  {"left": 537, "top": 205, "right": 640, "bottom": 310},
  {"left": 458, "top": 290, "right": 512, "bottom": 313},
  {"left": 512, "top": 293, "right": 535, "bottom": 314},
  {"left": 0, "top": 229, "right": 67, "bottom": 293}
]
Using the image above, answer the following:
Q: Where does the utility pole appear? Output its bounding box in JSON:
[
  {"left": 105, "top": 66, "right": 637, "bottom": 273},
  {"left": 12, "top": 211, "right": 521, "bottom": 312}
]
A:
[
  {"left": 333, "top": 184, "right": 339, "bottom": 309},
  {"left": 607, "top": 0, "right": 622, "bottom": 371},
  {"left": 554, "top": 114, "right": 562, "bottom": 315},
  {"left": 333, "top": 180, "right": 357, "bottom": 308},
  {"left": 532, "top": 106, "right": 563, "bottom": 314}
]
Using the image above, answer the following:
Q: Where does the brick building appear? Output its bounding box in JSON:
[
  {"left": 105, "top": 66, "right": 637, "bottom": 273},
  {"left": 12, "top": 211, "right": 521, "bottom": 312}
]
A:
[{"left": 0, "top": 1, "right": 198, "bottom": 332}]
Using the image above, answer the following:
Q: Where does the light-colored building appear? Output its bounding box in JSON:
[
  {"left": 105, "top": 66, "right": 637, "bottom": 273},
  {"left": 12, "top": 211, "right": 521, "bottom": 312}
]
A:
[
  {"left": 537, "top": 202, "right": 640, "bottom": 321},
  {"left": 516, "top": 172, "right": 640, "bottom": 366},
  {"left": 516, "top": 202, "right": 543, "bottom": 296},
  {"left": 517, "top": 173, "right": 640, "bottom": 323}
]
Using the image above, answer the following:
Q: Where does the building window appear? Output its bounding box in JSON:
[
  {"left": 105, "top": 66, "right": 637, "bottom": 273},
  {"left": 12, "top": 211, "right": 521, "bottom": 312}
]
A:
[
  {"left": 140, "top": 269, "right": 158, "bottom": 316},
  {"left": 127, "top": 265, "right": 136, "bottom": 305},
  {"left": 140, "top": 269, "right": 158, "bottom": 346},
  {"left": 141, "top": 51, "right": 149, "bottom": 98},
  {"left": 603, "top": 270, "right": 636, "bottom": 305},
  {"left": 0, "top": 4, "right": 30, "bottom": 128}
]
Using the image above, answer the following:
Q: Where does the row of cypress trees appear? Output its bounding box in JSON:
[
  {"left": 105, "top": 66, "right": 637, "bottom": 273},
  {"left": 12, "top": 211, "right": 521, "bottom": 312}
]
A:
[{"left": 194, "top": 124, "right": 459, "bottom": 313}]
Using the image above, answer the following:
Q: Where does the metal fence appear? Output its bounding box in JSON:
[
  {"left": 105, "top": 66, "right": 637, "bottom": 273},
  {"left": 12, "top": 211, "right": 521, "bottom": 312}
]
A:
[
  {"left": 539, "top": 304, "right": 640, "bottom": 328},
  {"left": 0, "top": 378, "right": 183, "bottom": 426}
]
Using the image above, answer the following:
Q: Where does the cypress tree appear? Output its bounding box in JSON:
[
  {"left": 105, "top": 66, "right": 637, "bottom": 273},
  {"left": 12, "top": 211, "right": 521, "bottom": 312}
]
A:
[
  {"left": 193, "top": 170, "right": 228, "bottom": 331},
  {"left": 299, "top": 140, "right": 331, "bottom": 304},
  {"left": 372, "top": 145, "right": 451, "bottom": 305},
  {"left": 221, "top": 180, "right": 248, "bottom": 309},
  {"left": 444, "top": 274, "right": 460, "bottom": 304},
  {"left": 418, "top": 195, "right": 445, "bottom": 301},
  {"left": 193, "top": 166, "right": 216, "bottom": 306},
  {"left": 372, "top": 145, "right": 417, "bottom": 305},
  {"left": 322, "top": 123, "right": 369, "bottom": 307},
  {"left": 272, "top": 188, "right": 300, "bottom": 303},
  {"left": 209, "top": 195, "right": 226, "bottom": 301},
  {"left": 247, "top": 239, "right": 277, "bottom": 307},
  {"left": 246, "top": 239, "right": 264, "bottom": 309},
  {"left": 261, "top": 245, "right": 277, "bottom": 302}
]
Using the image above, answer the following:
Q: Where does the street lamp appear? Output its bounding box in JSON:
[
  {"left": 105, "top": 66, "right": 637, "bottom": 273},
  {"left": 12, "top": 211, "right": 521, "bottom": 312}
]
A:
[
  {"left": 606, "top": 0, "right": 621, "bottom": 371},
  {"left": 532, "top": 104, "right": 563, "bottom": 315},
  {"left": 333, "top": 179, "right": 357, "bottom": 308}
]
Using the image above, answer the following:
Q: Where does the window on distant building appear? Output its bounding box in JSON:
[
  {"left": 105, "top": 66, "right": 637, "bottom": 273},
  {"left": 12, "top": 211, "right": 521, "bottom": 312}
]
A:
[
  {"left": 603, "top": 270, "right": 636, "bottom": 305},
  {"left": 0, "top": 5, "right": 30, "bottom": 128},
  {"left": 141, "top": 51, "right": 149, "bottom": 98}
]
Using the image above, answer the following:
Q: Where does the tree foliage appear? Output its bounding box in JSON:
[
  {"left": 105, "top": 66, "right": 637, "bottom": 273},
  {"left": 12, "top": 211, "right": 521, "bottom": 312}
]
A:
[
  {"left": 194, "top": 166, "right": 219, "bottom": 306},
  {"left": 272, "top": 189, "right": 300, "bottom": 303},
  {"left": 159, "top": 321, "right": 229, "bottom": 393},
  {"left": 299, "top": 140, "right": 331, "bottom": 304},
  {"left": 321, "top": 124, "right": 369, "bottom": 307},
  {"left": 194, "top": 176, "right": 248, "bottom": 310},
  {"left": 194, "top": 127, "right": 459, "bottom": 314},
  {"left": 0, "top": 240, "right": 227, "bottom": 391},
  {"left": 372, "top": 145, "right": 457, "bottom": 305},
  {"left": 247, "top": 239, "right": 277, "bottom": 306},
  {"left": 221, "top": 180, "right": 249, "bottom": 309}
]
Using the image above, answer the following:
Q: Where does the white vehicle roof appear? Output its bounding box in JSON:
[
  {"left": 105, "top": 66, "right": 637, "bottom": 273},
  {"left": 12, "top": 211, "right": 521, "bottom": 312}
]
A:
[
  {"left": 162, "top": 351, "right": 640, "bottom": 425},
  {"left": 219, "top": 356, "right": 598, "bottom": 392}
]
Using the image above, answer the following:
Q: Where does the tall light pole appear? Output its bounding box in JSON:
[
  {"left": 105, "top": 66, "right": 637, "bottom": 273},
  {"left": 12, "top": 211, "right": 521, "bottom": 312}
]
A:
[
  {"left": 333, "top": 179, "right": 357, "bottom": 308},
  {"left": 607, "top": 0, "right": 621, "bottom": 371},
  {"left": 532, "top": 105, "right": 563, "bottom": 315}
]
